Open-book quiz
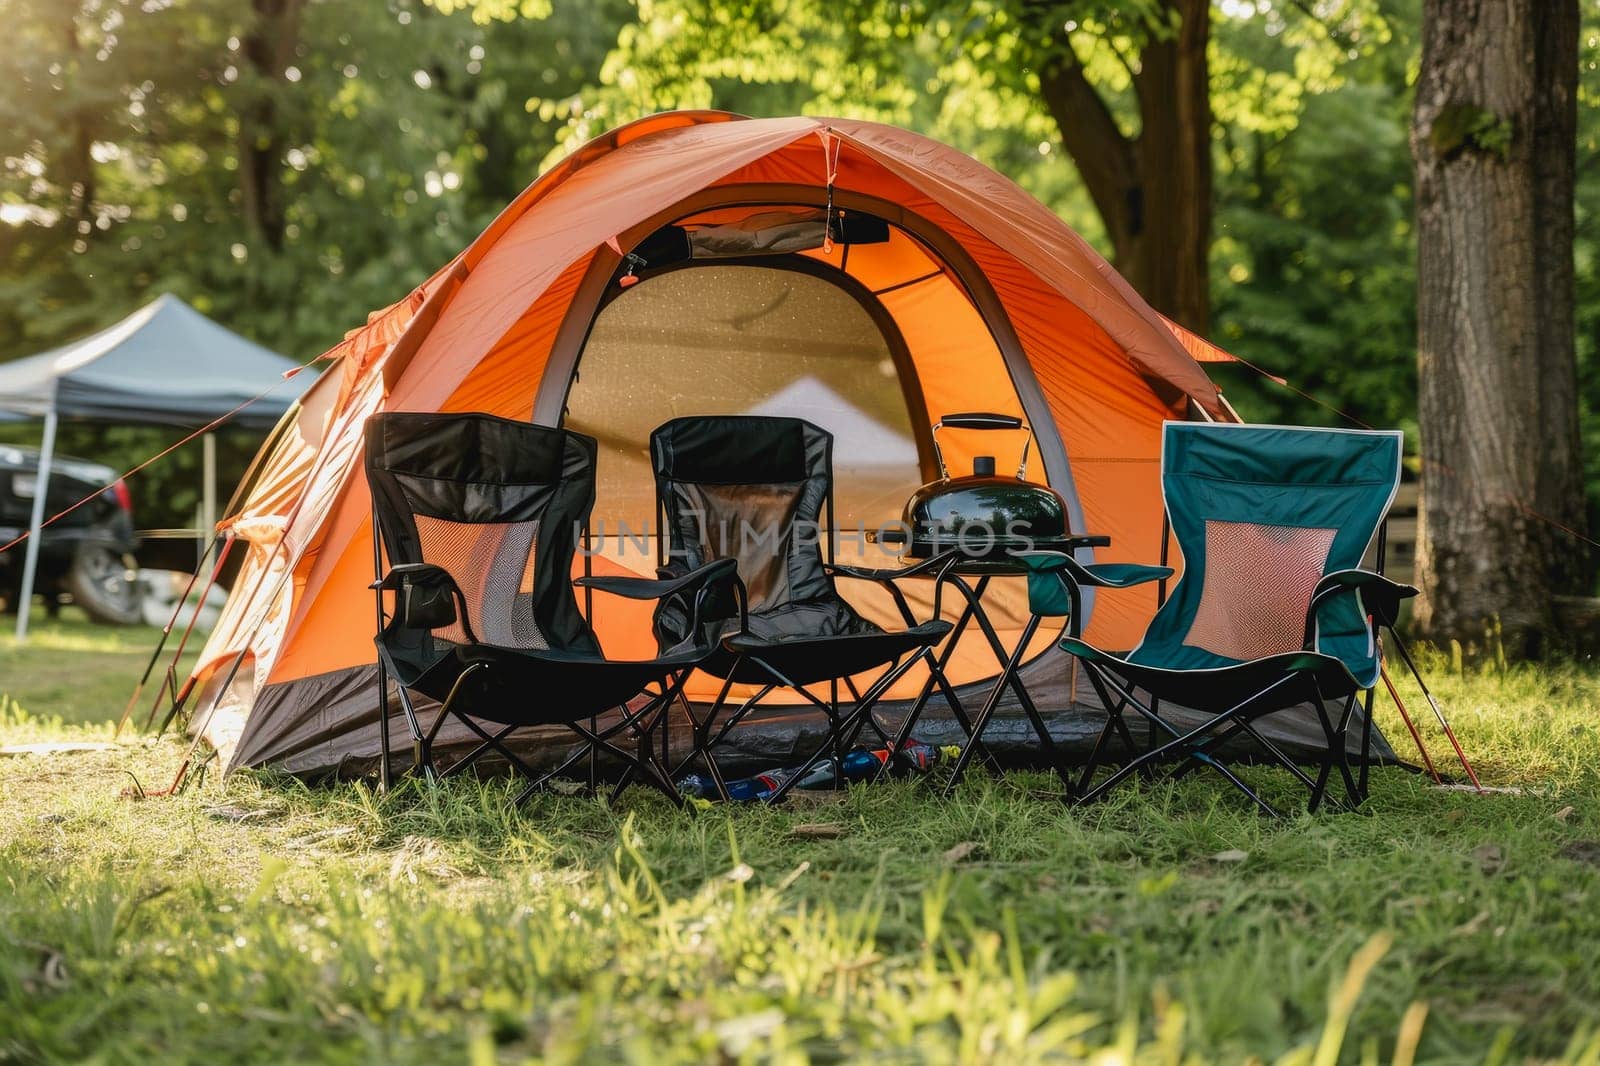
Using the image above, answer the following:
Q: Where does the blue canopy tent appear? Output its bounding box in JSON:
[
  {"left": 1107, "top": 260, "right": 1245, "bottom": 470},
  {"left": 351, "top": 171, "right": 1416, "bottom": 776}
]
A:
[{"left": 0, "top": 294, "right": 310, "bottom": 640}]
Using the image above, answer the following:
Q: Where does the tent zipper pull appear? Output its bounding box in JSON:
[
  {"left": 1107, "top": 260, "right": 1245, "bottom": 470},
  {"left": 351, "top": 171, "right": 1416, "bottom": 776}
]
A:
[{"left": 618, "top": 252, "right": 646, "bottom": 289}]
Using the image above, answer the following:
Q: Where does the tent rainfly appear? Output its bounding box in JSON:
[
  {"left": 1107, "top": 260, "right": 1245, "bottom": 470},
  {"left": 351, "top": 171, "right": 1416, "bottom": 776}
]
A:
[{"left": 0, "top": 293, "right": 309, "bottom": 640}]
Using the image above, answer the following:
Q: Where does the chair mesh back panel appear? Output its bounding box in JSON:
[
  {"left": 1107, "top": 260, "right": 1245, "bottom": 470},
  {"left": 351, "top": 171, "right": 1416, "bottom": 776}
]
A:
[
  {"left": 652, "top": 416, "right": 833, "bottom": 614},
  {"left": 651, "top": 415, "right": 874, "bottom": 645},
  {"left": 1131, "top": 423, "right": 1402, "bottom": 688},
  {"left": 677, "top": 483, "right": 806, "bottom": 608},
  {"left": 366, "top": 413, "right": 599, "bottom": 669},
  {"left": 412, "top": 516, "right": 546, "bottom": 650},
  {"left": 1184, "top": 521, "right": 1336, "bottom": 661}
]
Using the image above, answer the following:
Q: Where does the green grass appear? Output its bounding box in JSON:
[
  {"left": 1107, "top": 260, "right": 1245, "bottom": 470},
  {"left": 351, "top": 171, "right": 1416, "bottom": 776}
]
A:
[{"left": 3, "top": 616, "right": 1599, "bottom": 1063}]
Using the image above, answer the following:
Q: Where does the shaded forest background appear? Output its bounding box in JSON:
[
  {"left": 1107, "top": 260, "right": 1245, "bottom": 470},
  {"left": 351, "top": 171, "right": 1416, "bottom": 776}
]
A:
[{"left": 2, "top": 0, "right": 1599, "bottom": 543}]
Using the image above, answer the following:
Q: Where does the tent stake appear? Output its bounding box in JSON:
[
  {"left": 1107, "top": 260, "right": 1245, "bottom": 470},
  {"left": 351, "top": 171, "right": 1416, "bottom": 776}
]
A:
[
  {"left": 116, "top": 534, "right": 230, "bottom": 736},
  {"left": 1380, "top": 663, "right": 1440, "bottom": 783},
  {"left": 157, "top": 387, "right": 378, "bottom": 793},
  {"left": 118, "top": 401, "right": 287, "bottom": 739},
  {"left": 1384, "top": 630, "right": 1484, "bottom": 791},
  {"left": 117, "top": 533, "right": 219, "bottom": 738}
]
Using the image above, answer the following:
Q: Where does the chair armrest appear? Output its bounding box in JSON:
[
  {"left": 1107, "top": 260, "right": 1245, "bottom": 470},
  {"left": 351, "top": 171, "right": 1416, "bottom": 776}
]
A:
[
  {"left": 1308, "top": 568, "right": 1418, "bottom": 630},
  {"left": 576, "top": 557, "right": 738, "bottom": 601},
  {"left": 1012, "top": 551, "right": 1172, "bottom": 589},
  {"left": 369, "top": 562, "right": 453, "bottom": 591},
  {"left": 825, "top": 549, "right": 963, "bottom": 629},
  {"left": 578, "top": 558, "right": 747, "bottom": 640},
  {"left": 825, "top": 548, "right": 962, "bottom": 584},
  {"left": 370, "top": 563, "right": 472, "bottom": 638},
  {"left": 1055, "top": 535, "right": 1113, "bottom": 551},
  {"left": 1011, "top": 552, "right": 1171, "bottom": 635}
]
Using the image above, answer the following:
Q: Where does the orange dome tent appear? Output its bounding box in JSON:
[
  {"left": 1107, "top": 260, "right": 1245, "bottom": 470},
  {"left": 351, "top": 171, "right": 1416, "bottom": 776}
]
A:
[{"left": 179, "top": 112, "right": 1384, "bottom": 777}]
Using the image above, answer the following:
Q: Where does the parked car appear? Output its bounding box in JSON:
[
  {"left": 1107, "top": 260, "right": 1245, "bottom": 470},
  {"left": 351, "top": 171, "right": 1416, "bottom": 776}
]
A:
[{"left": 0, "top": 443, "right": 141, "bottom": 624}]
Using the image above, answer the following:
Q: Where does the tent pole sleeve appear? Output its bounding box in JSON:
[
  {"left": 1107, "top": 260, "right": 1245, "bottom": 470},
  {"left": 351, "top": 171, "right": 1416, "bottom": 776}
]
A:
[{"left": 15, "top": 406, "right": 59, "bottom": 643}]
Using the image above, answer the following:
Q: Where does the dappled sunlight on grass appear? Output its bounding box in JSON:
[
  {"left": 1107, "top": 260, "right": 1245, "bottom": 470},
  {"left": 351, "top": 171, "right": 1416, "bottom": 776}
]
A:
[
  {"left": 2, "top": 631, "right": 1599, "bottom": 1061},
  {"left": 0, "top": 612, "right": 199, "bottom": 732}
]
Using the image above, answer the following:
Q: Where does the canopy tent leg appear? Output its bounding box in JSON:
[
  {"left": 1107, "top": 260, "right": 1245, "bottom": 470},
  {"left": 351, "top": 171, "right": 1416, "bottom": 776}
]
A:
[
  {"left": 14, "top": 406, "right": 58, "bottom": 643},
  {"left": 200, "top": 432, "right": 217, "bottom": 568}
]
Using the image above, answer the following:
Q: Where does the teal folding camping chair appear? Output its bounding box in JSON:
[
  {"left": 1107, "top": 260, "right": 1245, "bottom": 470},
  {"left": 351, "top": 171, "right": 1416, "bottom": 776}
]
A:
[{"left": 1057, "top": 422, "right": 1414, "bottom": 815}]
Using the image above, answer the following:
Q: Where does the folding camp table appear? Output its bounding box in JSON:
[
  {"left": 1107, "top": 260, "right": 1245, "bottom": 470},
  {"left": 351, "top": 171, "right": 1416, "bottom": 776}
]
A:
[{"left": 870, "top": 535, "right": 1111, "bottom": 791}]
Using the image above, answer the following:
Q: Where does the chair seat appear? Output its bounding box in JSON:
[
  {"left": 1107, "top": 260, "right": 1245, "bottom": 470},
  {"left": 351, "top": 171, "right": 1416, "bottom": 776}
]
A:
[
  {"left": 725, "top": 619, "right": 953, "bottom": 687},
  {"left": 1058, "top": 637, "right": 1359, "bottom": 715},
  {"left": 394, "top": 642, "right": 702, "bottom": 727},
  {"left": 743, "top": 598, "right": 881, "bottom": 642}
]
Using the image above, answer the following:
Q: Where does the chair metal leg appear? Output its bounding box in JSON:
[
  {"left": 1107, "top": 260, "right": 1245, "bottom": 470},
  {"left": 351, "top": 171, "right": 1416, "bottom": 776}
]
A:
[
  {"left": 670, "top": 671, "right": 737, "bottom": 780},
  {"left": 588, "top": 713, "right": 598, "bottom": 792},
  {"left": 1359, "top": 685, "right": 1375, "bottom": 800},
  {"left": 1071, "top": 671, "right": 1303, "bottom": 814},
  {"left": 1077, "top": 663, "right": 1146, "bottom": 798},
  {"left": 510, "top": 741, "right": 593, "bottom": 806},
  {"left": 871, "top": 646, "right": 954, "bottom": 785},
  {"left": 1306, "top": 701, "right": 1338, "bottom": 813},
  {"left": 829, "top": 679, "right": 842, "bottom": 788},
  {"left": 942, "top": 613, "right": 1047, "bottom": 795},
  {"left": 1307, "top": 696, "right": 1360, "bottom": 814},
  {"left": 684, "top": 667, "right": 774, "bottom": 802},
  {"left": 761, "top": 650, "right": 932, "bottom": 804},
  {"left": 376, "top": 659, "right": 393, "bottom": 794},
  {"left": 450, "top": 714, "right": 537, "bottom": 780},
  {"left": 1138, "top": 693, "right": 1329, "bottom": 810},
  {"left": 392, "top": 684, "right": 433, "bottom": 779},
  {"left": 1329, "top": 693, "right": 1363, "bottom": 807},
  {"left": 1198, "top": 756, "right": 1280, "bottom": 818}
]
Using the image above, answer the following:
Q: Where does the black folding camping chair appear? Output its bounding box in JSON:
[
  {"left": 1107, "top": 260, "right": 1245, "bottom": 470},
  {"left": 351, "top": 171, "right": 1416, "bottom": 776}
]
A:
[
  {"left": 648, "top": 415, "right": 959, "bottom": 802},
  {"left": 1054, "top": 422, "right": 1415, "bottom": 816},
  {"left": 365, "top": 412, "right": 742, "bottom": 805}
]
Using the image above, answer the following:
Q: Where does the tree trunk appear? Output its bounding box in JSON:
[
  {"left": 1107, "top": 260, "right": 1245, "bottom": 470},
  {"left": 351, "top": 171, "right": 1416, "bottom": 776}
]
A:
[
  {"left": 1530, "top": 0, "right": 1591, "bottom": 596},
  {"left": 1127, "top": 0, "right": 1211, "bottom": 335},
  {"left": 1410, "top": 0, "right": 1587, "bottom": 657},
  {"left": 1036, "top": 0, "right": 1211, "bottom": 333},
  {"left": 236, "top": 0, "right": 304, "bottom": 253},
  {"left": 63, "top": 11, "right": 95, "bottom": 228}
]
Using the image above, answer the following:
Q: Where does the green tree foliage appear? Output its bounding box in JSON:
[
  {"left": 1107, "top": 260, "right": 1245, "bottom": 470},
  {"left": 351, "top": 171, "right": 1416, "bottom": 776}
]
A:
[
  {"left": 550, "top": 0, "right": 1419, "bottom": 417},
  {"left": 0, "top": 0, "right": 628, "bottom": 530},
  {"left": 1207, "top": 0, "right": 1419, "bottom": 431},
  {"left": 535, "top": 0, "right": 1217, "bottom": 329},
  {"left": 0, "top": 0, "right": 629, "bottom": 360},
  {"left": 3, "top": 0, "right": 1600, "bottom": 538}
]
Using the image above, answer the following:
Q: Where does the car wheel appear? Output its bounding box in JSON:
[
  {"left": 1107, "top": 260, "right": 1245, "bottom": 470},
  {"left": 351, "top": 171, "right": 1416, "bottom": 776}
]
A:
[{"left": 66, "top": 542, "right": 142, "bottom": 625}]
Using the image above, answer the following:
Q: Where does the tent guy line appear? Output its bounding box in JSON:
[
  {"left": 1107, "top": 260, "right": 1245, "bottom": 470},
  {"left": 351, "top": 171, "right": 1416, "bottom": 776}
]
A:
[
  {"left": 0, "top": 295, "right": 314, "bottom": 642},
  {"left": 0, "top": 362, "right": 313, "bottom": 559}
]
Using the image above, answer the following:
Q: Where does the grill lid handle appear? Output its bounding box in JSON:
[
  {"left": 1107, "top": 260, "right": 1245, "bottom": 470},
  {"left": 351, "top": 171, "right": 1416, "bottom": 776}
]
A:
[
  {"left": 939, "top": 412, "right": 1023, "bottom": 430},
  {"left": 930, "top": 413, "right": 1035, "bottom": 481}
]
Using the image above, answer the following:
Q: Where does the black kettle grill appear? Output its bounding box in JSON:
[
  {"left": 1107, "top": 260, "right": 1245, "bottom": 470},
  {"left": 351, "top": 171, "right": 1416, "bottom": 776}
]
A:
[{"left": 895, "top": 413, "right": 1078, "bottom": 559}]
